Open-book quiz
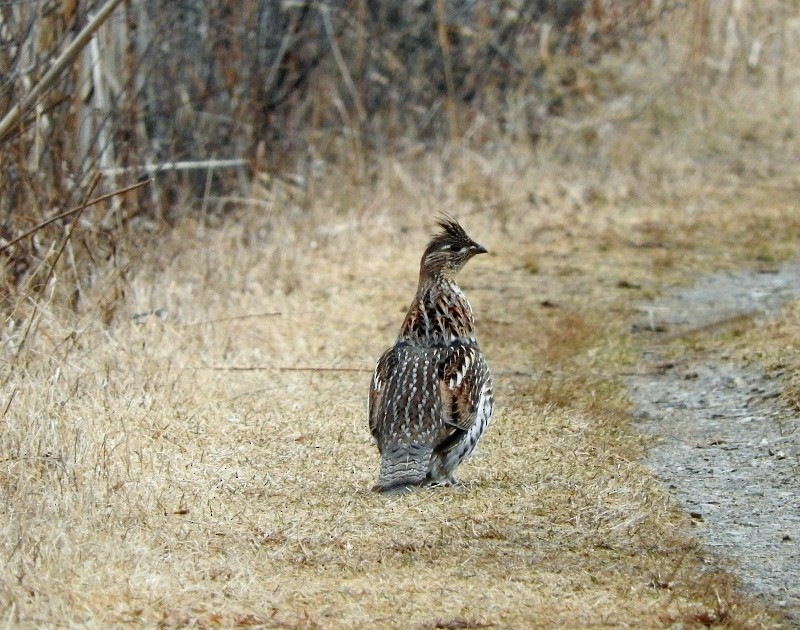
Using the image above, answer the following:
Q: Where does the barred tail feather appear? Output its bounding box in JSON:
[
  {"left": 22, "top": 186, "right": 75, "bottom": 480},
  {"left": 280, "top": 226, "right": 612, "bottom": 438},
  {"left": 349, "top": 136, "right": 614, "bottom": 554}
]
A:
[{"left": 373, "top": 444, "right": 432, "bottom": 492}]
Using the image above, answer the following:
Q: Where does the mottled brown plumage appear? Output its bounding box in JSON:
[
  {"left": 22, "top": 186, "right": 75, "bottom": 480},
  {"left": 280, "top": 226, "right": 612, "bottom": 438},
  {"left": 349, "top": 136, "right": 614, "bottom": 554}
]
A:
[{"left": 369, "top": 217, "right": 494, "bottom": 492}]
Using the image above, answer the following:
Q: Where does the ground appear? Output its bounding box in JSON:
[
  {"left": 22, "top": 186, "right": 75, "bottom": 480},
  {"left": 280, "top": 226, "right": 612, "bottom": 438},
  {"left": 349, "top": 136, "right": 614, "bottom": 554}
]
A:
[
  {"left": 2, "top": 147, "right": 799, "bottom": 628},
  {"left": 627, "top": 264, "right": 800, "bottom": 625}
]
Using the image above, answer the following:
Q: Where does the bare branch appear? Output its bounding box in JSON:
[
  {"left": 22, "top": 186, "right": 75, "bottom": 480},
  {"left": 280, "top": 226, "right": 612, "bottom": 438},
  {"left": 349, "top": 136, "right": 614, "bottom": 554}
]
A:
[
  {"left": 0, "top": 178, "right": 152, "bottom": 254},
  {"left": 181, "top": 312, "right": 284, "bottom": 327},
  {"left": 101, "top": 159, "right": 249, "bottom": 177},
  {"left": 194, "top": 366, "right": 372, "bottom": 373}
]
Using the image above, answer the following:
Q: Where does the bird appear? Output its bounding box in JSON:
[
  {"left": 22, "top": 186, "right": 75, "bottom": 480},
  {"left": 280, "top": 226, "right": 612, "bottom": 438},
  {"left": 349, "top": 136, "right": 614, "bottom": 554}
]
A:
[{"left": 368, "top": 216, "right": 494, "bottom": 492}]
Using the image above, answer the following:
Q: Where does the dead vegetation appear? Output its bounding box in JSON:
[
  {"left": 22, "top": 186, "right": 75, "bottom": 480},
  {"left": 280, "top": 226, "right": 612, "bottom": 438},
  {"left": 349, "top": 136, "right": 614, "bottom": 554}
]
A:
[
  {"left": 2, "top": 1, "right": 800, "bottom": 628},
  {"left": 2, "top": 144, "right": 796, "bottom": 626},
  {"left": 730, "top": 299, "right": 800, "bottom": 416}
]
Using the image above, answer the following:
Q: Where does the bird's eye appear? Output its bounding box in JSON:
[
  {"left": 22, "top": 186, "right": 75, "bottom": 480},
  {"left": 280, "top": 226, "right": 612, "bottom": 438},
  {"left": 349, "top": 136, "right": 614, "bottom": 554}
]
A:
[{"left": 447, "top": 243, "right": 461, "bottom": 252}]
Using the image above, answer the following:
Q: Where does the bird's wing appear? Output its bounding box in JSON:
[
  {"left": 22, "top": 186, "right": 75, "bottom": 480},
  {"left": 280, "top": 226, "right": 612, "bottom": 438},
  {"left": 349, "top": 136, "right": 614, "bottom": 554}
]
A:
[
  {"left": 368, "top": 346, "right": 400, "bottom": 444},
  {"left": 437, "top": 344, "right": 488, "bottom": 432}
]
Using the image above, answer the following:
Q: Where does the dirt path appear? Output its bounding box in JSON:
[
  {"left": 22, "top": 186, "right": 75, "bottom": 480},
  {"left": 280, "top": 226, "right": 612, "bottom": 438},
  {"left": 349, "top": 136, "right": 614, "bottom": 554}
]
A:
[{"left": 625, "top": 264, "right": 800, "bottom": 625}]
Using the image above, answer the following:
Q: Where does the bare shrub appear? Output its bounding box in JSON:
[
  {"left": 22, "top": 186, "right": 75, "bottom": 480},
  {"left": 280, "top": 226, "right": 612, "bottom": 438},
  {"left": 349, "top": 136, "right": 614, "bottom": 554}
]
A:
[{"left": 1, "top": 0, "right": 797, "bottom": 325}]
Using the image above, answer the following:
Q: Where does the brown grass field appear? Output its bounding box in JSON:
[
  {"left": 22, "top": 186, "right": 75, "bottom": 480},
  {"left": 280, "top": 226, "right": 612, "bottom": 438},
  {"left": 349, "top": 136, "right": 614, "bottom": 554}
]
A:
[
  {"left": 3, "top": 3, "right": 800, "bottom": 628},
  {"left": 3, "top": 143, "right": 799, "bottom": 628}
]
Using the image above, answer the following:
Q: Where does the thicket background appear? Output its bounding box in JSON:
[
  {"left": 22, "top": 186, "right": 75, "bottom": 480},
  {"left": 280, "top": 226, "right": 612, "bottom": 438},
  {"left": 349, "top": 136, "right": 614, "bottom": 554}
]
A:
[{"left": 7, "top": 0, "right": 795, "bottom": 319}]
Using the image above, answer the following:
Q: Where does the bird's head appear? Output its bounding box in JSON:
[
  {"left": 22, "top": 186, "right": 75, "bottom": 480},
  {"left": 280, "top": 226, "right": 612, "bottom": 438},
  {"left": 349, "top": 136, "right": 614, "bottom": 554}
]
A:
[{"left": 420, "top": 216, "right": 488, "bottom": 278}]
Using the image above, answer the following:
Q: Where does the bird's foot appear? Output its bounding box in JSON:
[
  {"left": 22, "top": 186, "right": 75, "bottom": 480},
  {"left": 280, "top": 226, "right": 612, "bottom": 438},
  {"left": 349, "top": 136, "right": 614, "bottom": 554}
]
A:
[{"left": 426, "top": 475, "right": 459, "bottom": 488}]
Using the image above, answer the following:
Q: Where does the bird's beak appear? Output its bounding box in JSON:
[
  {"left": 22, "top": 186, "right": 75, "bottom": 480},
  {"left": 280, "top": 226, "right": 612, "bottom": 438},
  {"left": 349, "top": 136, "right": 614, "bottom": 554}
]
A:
[{"left": 472, "top": 243, "right": 488, "bottom": 255}]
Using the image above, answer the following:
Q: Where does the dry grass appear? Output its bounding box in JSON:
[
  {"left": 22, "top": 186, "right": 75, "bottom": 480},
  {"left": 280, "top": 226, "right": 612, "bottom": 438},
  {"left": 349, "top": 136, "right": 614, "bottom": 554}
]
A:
[
  {"left": 2, "top": 140, "right": 796, "bottom": 628},
  {"left": 728, "top": 299, "right": 800, "bottom": 415}
]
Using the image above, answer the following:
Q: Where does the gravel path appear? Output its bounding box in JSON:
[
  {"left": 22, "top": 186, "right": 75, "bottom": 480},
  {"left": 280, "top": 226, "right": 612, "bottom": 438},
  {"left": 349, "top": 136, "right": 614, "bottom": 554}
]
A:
[{"left": 625, "top": 264, "right": 800, "bottom": 625}]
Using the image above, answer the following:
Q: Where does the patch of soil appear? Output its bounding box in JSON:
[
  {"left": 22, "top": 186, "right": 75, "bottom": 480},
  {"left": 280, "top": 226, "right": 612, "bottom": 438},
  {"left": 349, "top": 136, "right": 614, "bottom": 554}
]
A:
[{"left": 626, "top": 264, "right": 800, "bottom": 625}]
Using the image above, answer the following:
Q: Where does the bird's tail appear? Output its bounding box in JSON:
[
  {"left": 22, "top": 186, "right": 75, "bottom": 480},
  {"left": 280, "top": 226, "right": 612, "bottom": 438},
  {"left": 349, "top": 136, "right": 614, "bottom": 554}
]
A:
[{"left": 373, "top": 444, "right": 432, "bottom": 493}]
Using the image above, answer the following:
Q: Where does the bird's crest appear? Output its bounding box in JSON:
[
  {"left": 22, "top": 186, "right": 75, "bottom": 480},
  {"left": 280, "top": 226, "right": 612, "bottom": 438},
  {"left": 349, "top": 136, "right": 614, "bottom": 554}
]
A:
[{"left": 433, "top": 215, "right": 471, "bottom": 244}]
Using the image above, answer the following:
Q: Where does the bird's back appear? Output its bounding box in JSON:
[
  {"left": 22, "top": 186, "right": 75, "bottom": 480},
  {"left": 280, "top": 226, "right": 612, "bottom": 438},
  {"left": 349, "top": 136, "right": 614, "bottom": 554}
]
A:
[
  {"left": 369, "top": 342, "right": 446, "bottom": 490},
  {"left": 369, "top": 338, "right": 493, "bottom": 492}
]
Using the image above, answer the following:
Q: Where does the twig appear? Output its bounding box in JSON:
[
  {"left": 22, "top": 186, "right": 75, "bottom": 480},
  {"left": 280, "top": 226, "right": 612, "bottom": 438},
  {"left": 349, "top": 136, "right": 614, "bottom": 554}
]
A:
[
  {"left": 100, "top": 158, "right": 248, "bottom": 177},
  {"left": 436, "top": 0, "right": 459, "bottom": 140},
  {"left": 12, "top": 174, "right": 102, "bottom": 361},
  {"left": 655, "top": 311, "right": 759, "bottom": 345},
  {"left": 194, "top": 366, "right": 371, "bottom": 373},
  {"left": 1, "top": 388, "right": 18, "bottom": 421},
  {"left": 202, "top": 196, "right": 275, "bottom": 210},
  {"left": 180, "top": 312, "right": 283, "bottom": 327},
  {"left": 0, "top": 0, "right": 125, "bottom": 143},
  {"left": 320, "top": 4, "right": 366, "bottom": 122},
  {"left": 88, "top": 18, "right": 114, "bottom": 174},
  {"left": 264, "top": 31, "right": 293, "bottom": 98},
  {"left": 0, "top": 178, "right": 152, "bottom": 253},
  {"left": 6, "top": 93, "right": 71, "bottom": 142},
  {"left": 278, "top": 366, "right": 371, "bottom": 373}
]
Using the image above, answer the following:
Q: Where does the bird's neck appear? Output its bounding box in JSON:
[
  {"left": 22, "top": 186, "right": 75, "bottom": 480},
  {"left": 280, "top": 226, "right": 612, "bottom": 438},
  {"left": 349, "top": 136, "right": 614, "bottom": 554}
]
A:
[{"left": 398, "top": 273, "right": 476, "bottom": 346}]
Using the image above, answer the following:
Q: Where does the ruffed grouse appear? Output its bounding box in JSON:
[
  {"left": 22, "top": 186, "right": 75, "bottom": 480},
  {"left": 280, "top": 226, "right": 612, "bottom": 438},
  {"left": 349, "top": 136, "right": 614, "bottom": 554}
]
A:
[{"left": 369, "top": 217, "right": 494, "bottom": 492}]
